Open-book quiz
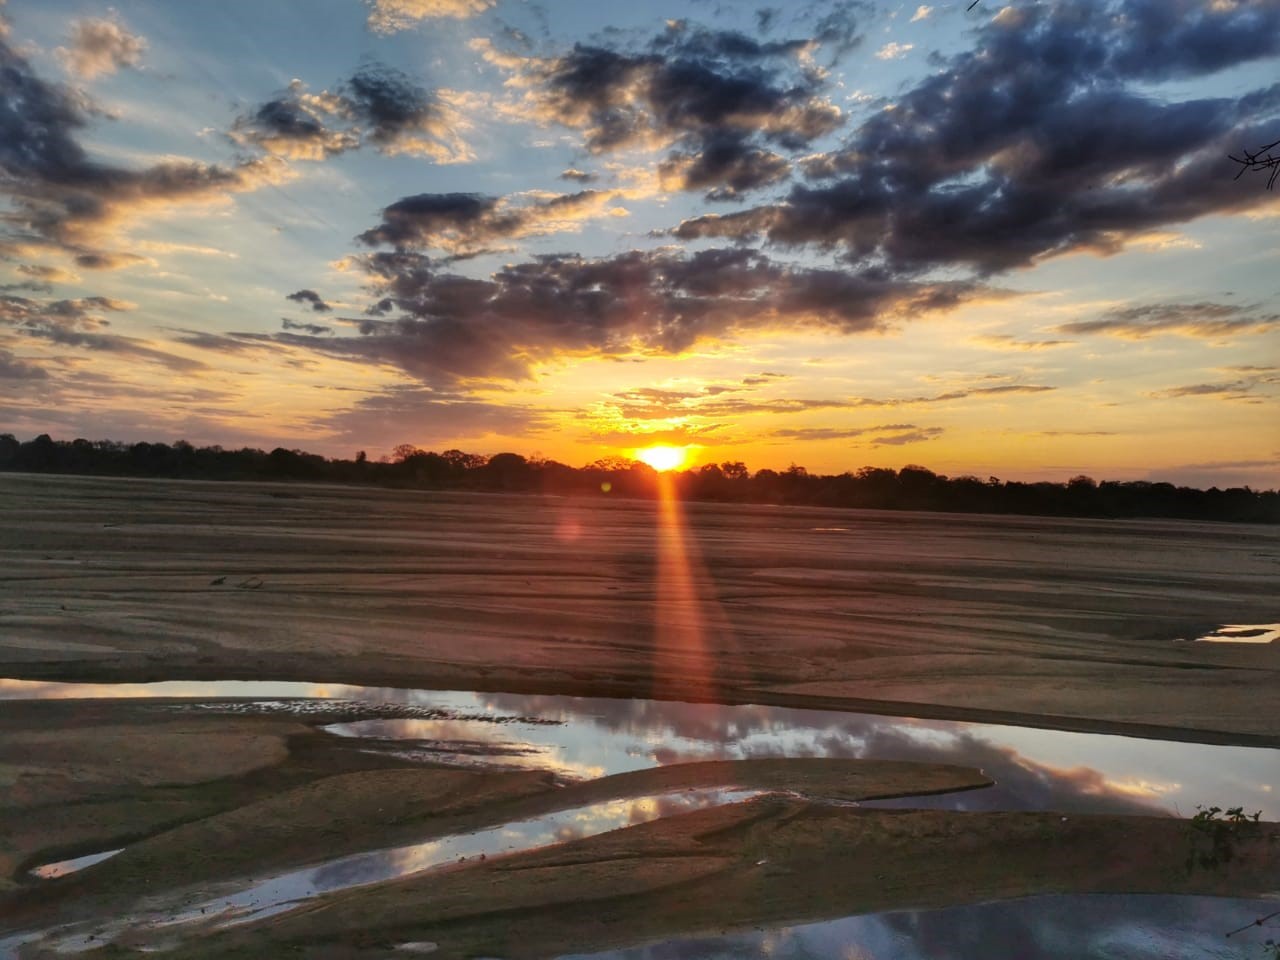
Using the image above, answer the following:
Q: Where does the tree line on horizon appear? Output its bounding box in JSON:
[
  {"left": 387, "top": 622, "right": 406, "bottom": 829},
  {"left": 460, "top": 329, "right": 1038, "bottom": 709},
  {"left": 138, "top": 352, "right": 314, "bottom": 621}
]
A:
[{"left": 0, "top": 432, "right": 1275, "bottom": 524}]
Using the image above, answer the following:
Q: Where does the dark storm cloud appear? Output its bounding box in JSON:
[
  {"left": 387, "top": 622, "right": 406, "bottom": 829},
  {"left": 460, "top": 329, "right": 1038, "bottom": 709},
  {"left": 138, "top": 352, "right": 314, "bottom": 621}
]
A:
[
  {"left": 0, "top": 22, "right": 283, "bottom": 265},
  {"left": 230, "top": 62, "right": 467, "bottom": 162},
  {"left": 274, "top": 246, "right": 986, "bottom": 384},
  {"left": 1057, "top": 301, "right": 1280, "bottom": 339},
  {"left": 285, "top": 289, "right": 332, "bottom": 312},
  {"left": 480, "top": 19, "right": 849, "bottom": 197},
  {"left": 672, "top": 0, "right": 1280, "bottom": 273},
  {"left": 356, "top": 190, "right": 623, "bottom": 253}
]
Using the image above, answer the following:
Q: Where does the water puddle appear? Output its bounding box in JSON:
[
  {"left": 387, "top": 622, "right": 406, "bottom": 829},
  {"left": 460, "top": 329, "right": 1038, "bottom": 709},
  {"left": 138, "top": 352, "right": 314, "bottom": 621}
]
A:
[
  {"left": 7, "top": 789, "right": 757, "bottom": 956},
  {"left": 559, "top": 894, "right": 1280, "bottom": 960},
  {"left": 2, "top": 679, "right": 1276, "bottom": 819},
  {"left": 2, "top": 680, "right": 1277, "bottom": 959},
  {"left": 1182, "top": 623, "right": 1280, "bottom": 644},
  {"left": 29, "top": 850, "right": 123, "bottom": 880}
]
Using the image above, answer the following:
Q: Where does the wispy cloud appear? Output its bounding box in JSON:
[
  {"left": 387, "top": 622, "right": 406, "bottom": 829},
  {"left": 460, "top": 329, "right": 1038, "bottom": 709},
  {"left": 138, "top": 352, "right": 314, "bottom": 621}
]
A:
[{"left": 1057, "top": 302, "right": 1280, "bottom": 340}]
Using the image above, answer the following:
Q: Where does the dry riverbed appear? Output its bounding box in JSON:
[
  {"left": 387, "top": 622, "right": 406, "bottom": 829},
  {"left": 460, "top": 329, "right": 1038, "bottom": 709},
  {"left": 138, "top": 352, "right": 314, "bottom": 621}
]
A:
[
  {"left": 1, "top": 474, "right": 1278, "bottom": 957},
  {"left": 1, "top": 473, "right": 1278, "bottom": 743}
]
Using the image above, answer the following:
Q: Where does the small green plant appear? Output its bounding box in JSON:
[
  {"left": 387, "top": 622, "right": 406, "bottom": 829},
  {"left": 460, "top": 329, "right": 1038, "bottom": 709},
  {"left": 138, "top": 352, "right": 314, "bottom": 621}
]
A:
[{"left": 1184, "top": 805, "right": 1262, "bottom": 873}]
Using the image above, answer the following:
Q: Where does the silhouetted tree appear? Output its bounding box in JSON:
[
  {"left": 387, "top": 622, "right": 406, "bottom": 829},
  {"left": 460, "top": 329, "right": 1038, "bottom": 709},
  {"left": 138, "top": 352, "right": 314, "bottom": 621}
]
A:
[{"left": 0, "top": 432, "right": 1274, "bottom": 523}]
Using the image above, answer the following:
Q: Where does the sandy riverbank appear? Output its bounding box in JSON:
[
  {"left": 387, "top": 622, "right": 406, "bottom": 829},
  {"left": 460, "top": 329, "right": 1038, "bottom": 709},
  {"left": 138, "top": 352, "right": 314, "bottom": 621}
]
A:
[{"left": 1, "top": 473, "right": 1277, "bottom": 744}]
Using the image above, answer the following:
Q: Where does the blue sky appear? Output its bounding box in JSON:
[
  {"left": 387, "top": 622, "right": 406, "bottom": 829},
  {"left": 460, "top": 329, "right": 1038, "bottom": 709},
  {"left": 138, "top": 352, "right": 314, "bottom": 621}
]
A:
[{"left": 1, "top": 0, "right": 1277, "bottom": 486}]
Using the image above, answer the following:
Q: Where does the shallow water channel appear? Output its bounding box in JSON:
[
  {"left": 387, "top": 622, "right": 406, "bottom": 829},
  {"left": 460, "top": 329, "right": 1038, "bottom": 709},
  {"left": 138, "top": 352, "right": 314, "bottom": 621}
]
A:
[
  {"left": 5, "top": 677, "right": 1275, "bottom": 818},
  {"left": 2, "top": 678, "right": 1277, "bottom": 959}
]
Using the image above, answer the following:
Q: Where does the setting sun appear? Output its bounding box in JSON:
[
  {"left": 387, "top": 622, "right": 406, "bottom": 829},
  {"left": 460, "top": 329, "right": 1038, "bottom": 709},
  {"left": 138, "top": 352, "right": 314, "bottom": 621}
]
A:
[{"left": 635, "top": 445, "right": 689, "bottom": 472}]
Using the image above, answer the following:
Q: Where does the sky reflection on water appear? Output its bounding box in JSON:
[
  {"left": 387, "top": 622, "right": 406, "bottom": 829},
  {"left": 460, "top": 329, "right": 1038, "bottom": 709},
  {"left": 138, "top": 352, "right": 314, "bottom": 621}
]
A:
[
  {"left": 330, "top": 687, "right": 1278, "bottom": 819},
  {"left": 1, "top": 678, "right": 1276, "bottom": 818},
  {"left": 7, "top": 790, "right": 756, "bottom": 956},
  {"left": 558, "top": 895, "right": 1279, "bottom": 960}
]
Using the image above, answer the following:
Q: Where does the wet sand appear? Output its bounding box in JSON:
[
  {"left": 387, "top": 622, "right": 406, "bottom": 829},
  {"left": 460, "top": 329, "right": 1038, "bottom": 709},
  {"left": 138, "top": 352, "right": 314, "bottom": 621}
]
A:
[
  {"left": 2, "top": 696, "right": 1275, "bottom": 959},
  {"left": 0, "top": 473, "right": 1276, "bottom": 743}
]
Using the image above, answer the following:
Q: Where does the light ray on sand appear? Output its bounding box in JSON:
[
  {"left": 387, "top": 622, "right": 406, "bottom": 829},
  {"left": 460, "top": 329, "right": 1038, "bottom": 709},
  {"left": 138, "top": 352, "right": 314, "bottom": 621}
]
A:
[{"left": 650, "top": 471, "right": 723, "bottom": 700}]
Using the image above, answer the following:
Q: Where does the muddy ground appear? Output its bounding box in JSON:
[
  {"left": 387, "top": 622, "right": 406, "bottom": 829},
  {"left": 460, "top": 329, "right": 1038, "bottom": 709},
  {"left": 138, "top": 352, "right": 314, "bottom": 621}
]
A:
[{"left": 1, "top": 473, "right": 1277, "bottom": 743}]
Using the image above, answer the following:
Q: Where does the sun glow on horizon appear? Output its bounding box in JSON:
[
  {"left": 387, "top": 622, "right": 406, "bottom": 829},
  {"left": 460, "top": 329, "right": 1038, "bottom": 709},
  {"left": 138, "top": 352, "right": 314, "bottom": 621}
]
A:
[{"left": 634, "top": 445, "right": 690, "bottom": 472}]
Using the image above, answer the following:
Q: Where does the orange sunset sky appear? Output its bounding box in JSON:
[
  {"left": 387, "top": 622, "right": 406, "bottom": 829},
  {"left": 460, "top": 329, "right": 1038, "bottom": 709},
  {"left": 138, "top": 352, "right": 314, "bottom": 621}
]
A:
[{"left": 1, "top": 0, "right": 1277, "bottom": 486}]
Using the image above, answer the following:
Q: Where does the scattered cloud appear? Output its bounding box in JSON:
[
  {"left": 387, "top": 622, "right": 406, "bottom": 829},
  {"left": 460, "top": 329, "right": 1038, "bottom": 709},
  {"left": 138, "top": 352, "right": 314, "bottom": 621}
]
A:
[
  {"left": 15, "top": 264, "right": 81, "bottom": 285},
  {"left": 364, "top": 0, "right": 495, "bottom": 34},
  {"left": 317, "top": 384, "right": 551, "bottom": 449},
  {"left": 875, "top": 41, "right": 913, "bottom": 60},
  {"left": 0, "top": 347, "right": 49, "bottom": 380},
  {"left": 263, "top": 246, "right": 987, "bottom": 384},
  {"left": 281, "top": 319, "right": 332, "bottom": 336},
  {"left": 1057, "top": 301, "right": 1280, "bottom": 340},
  {"left": 56, "top": 17, "right": 146, "bottom": 80},
  {"left": 871, "top": 426, "right": 943, "bottom": 445},
  {"left": 286, "top": 289, "right": 332, "bottom": 313},
  {"left": 973, "top": 334, "right": 1075, "bottom": 351},
  {"left": 1150, "top": 371, "right": 1279, "bottom": 400},
  {"left": 771, "top": 422, "right": 931, "bottom": 441},
  {"left": 230, "top": 63, "right": 472, "bottom": 163},
  {"left": 0, "top": 293, "right": 206, "bottom": 372},
  {"left": 909, "top": 6, "right": 933, "bottom": 23},
  {"left": 473, "top": 19, "right": 849, "bottom": 198},
  {"left": 848, "top": 383, "right": 1056, "bottom": 408},
  {"left": 672, "top": 0, "right": 1280, "bottom": 273},
  {"left": 0, "top": 26, "right": 289, "bottom": 267},
  {"left": 356, "top": 190, "right": 627, "bottom": 254}
]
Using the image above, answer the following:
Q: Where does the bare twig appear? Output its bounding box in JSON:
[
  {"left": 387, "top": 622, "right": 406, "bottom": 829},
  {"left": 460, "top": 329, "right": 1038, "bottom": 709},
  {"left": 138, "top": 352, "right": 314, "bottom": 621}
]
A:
[
  {"left": 1225, "top": 908, "right": 1280, "bottom": 939},
  {"left": 1228, "top": 138, "right": 1280, "bottom": 190}
]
